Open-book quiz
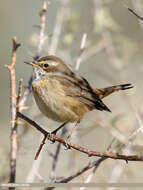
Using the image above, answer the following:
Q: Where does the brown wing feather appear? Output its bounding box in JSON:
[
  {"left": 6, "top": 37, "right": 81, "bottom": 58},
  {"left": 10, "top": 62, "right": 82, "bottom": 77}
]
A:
[{"left": 48, "top": 74, "right": 111, "bottom": 112}]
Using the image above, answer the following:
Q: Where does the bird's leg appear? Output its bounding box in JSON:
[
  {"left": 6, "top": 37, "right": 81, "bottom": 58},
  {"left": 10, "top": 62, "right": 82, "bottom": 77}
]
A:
[
  {"left": 51, "top": 122, "right": 67, "bottom": 135},
  {"left": 67, "top": 121, "right": 79, "bottom": 140}
]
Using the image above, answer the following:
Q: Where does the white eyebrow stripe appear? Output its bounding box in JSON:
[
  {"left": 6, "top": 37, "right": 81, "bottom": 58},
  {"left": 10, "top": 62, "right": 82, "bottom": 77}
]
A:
[{"left": 50, "top": 61, "right": 59, "bottom": 66}]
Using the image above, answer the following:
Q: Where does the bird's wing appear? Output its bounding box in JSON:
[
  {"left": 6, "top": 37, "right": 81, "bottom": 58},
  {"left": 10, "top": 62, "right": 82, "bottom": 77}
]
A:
[{"left": 50, "top": 74, "right": 111, "bottom": 112}]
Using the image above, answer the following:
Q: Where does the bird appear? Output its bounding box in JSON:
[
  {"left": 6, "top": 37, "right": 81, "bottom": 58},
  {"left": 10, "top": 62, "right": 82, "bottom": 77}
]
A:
[{"left": 24, "top": 55, "right": 133, "bottom": 134}]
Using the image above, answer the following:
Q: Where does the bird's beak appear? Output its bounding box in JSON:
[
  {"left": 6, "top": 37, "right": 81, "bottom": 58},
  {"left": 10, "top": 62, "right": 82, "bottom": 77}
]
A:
[{"left": 24, "top": 61, "right": 35, "bottom": 66}]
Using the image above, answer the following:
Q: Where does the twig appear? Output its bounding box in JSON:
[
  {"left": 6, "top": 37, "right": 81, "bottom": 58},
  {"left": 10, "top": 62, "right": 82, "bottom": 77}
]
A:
[
  {"left": 80, "top": 38, "right": 110, "bottom": 63},
  {"left": 19, "top": 0, "right": 48, "bottom": 110},
  {"left": 17, "top": 112, "right": 143, "bottom": 162},
  {"left": 34, "top": 134, "right": 48, "bottom": 160},
  {"left": 37, "top": 0, "right": 48, "bottom": 56},
  {"left": 46, "top": 157, "right": 107, "bottom": 190},
  {"left": 49, "top": 128, "right": 67, "bottom": 181},
  {"left": 48, "top": 0, "right": 69, "bottom": 55},
  {"left": 24, "top": 0, "right": 48, "bottom": 183},
  {"left": 75, "top": 33, "right": 87, "bottom": 71},
  {"left": 59, "top": 157, "right": 107, "bottom": 183},
  {"left": 19, "top": 75, "right": 33, "bottom": 110},
  {"left": 26, "top": 135, "right": 46, "bottom": 183},
  {"left": 80, "top": 158, "right": 107, "bottom": 190},
  {"left": 14, "top": 79, "right": 23, "bottom": 131},
  {"left": 125, "top": 4, "right": 143, "bottom": 21},
  {"left": 131, "top": 1, "right": 143, "bottom": 31},
  {"left": 79, "top": 138, "right": 115, "bottom": 190},
  {"left": 5, "top": 37, "right": 21, "bottom": 188}
]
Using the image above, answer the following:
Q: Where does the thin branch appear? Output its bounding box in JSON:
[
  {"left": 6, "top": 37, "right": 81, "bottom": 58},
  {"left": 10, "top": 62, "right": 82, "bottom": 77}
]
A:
[
  {"left": 5, "top": 37, "right": 21, "bottom": 188},
  {"left": 79, "top": 138, "right": 115, "bottom": 190},
  {"left": 75, "top": 33, "right": 87, "bottom": 71},
  {"left": 49, "top": 128, "right": 67, "bottom": 181},
  {"left": 19, "top": 0, "right": 48, "bottom": 110},
  {"left": 37, "top": 0, "right": 48, "bottom": 56},
  {"left": 23, "top": 1, "right": 48, "bottom": 183},
  {"left": 80, "top": 38, "right": 110, "bottom": 63},
  {"left": 26, "top": 135, "right": 46, "bottom": 183},
  {"left": 80, "top": 159, "right": 105, "bottom": 190},
  {"left": 46, "top": 157, "right": 107, "bottom": 190},
  {"left": 34, "top": 134, "right": 48, "bottom": 160},
  {"left": 125, "top": 4, "right": 143, "bottom": 21},
  {"left": 131, "top": 0, "right": 143, "bottom": 31},
  {"left": 48, "top": 0, "right": 69, "bottom": 55},
  {"left": 19, "top": 75, "right": 33, "bottom": 110},
  {"left": 59, "top": 157, "right": 107, "bottom": 183},
  {"left": 17, "top": 112, "right": 143, "bottom": 162}
]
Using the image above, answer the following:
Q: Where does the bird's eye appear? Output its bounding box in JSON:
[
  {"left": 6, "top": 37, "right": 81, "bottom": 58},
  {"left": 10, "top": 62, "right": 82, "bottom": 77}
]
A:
[{"left": 43, "top": 63, "right": 49, "bottom": 68}]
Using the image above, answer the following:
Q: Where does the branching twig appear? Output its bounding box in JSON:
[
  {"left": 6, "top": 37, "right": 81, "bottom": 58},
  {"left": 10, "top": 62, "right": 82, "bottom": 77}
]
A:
[
  {"left": 5, "top": 37, "right": 21, "bottom": 187},
  {"left": 46, "top": 157, "right": 107, "bottom": 190},
  {"left": 17, "top": 112, "right": 143, "bottom": 162}
]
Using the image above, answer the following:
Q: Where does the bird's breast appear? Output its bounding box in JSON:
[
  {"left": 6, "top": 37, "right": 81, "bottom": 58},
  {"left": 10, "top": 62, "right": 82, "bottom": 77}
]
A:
[{"left": 32, "top": 78, "right": 87, "bottom": 122}]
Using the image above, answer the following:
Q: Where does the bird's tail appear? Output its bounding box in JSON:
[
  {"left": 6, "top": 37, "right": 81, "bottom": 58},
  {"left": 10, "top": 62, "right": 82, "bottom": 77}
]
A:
[{"left": 93, "top": 83, "right": 133, "bottom": 99}]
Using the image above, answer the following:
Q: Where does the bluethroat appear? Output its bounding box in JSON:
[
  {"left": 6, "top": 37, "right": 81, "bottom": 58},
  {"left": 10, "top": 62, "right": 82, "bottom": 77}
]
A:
[{"left": 25, "top": 55, "right": 133, "bottom": 134}]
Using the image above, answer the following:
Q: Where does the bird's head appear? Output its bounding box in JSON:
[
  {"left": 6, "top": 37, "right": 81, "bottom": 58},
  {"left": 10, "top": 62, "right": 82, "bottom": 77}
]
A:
[{"left": 24, "top": 55, "right": 73, "bottom": 78}]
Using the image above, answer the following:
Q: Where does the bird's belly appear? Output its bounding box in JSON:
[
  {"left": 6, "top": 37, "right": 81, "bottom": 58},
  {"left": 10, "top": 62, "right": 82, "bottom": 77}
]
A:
[{"left": 32, "top": 79, "right": 88, "bottom": 122}]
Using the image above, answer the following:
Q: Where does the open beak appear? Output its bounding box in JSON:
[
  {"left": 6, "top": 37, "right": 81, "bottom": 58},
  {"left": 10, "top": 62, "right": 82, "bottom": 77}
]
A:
[{"left": 24, "top": 61, "right": 35, "bottom": 66}]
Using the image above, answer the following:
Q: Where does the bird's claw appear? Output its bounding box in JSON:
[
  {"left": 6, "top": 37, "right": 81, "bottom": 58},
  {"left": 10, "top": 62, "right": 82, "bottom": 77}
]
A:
[{"left": 64, "top": 141, "right": 71, "bottom": 150}]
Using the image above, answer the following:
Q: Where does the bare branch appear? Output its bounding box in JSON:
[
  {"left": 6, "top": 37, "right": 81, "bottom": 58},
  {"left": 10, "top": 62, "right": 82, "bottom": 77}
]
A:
[
  {"left": 34, "top": 135, "right": 48, "bottom": 160},
  {"left": 75, "top": 33, "right": 87, "bottom": 71},
  {"left": 49, "top": 128, "right": 66, "bottom": 181},
  {"left": 46, "top": 158, "right": 107, "bottom": 190},
  {"left": 80, "top": 38, "right": 110, "bottom": 63},
  {"left": 19, "top": 0, "right": 48, "bottom": 110},
  {"left": 37, "top": 0, "right": 48, "bottom": 56},
  {"left": 48, "top": 0, "right": 69, "bottom": 54},
  {"left": 80, "top": 138, "right": 115, "bottom": 190},
  {"left": 5, "top": 37, "right": 21, "bottom": 188},
  {"left": 125, "top": 4, "right": 143, "bottom": 21},
  {"left": 17, "top": 112, "right": 143, "bottom": 162}
]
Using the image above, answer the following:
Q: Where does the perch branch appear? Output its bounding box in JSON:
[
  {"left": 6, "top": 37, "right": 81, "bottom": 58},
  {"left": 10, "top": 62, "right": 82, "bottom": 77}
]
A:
[{"left": 17, "top": 112, "right": 143, "bottom": 162}]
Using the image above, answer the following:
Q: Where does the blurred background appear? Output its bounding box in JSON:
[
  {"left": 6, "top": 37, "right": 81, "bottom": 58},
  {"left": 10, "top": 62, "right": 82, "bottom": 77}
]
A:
[{"left": 1, "top": 0, "right": 143, "bottom": 189}]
